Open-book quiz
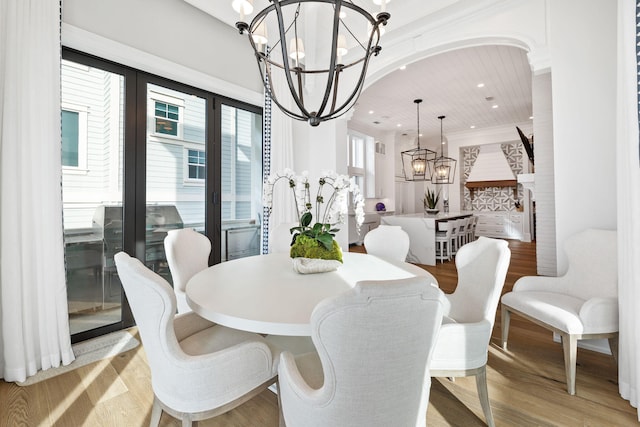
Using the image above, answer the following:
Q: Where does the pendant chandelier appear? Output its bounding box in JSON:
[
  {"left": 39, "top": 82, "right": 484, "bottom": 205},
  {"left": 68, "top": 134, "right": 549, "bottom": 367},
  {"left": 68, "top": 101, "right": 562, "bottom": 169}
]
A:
[
  {"left": 401, "top": 99, "right": 436, "bottom": 181},
  {"left": 235, "top": 0, "right": 390, "bottom": 127},
  {"left": 430, "top": 115, "right": 457, "bottom": 184}
]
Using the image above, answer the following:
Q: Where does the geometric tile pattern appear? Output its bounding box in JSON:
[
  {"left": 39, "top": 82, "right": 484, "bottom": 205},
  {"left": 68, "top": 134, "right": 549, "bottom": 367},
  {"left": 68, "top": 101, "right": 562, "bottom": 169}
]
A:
[{"left": 461, "top": 142, "right": 523, "bottom": 211}]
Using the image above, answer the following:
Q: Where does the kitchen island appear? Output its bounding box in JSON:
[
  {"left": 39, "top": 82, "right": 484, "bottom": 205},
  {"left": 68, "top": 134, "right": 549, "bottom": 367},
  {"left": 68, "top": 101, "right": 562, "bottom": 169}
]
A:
[{"left": 380, "top": 211, "right": 474, "bottom": 266}]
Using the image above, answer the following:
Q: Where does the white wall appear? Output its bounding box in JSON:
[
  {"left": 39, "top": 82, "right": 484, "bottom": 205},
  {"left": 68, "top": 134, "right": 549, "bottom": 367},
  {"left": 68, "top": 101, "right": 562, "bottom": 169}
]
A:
[
  {"left": 292, "top": 118, "right": 351, "bottom": 249},
  {"left": 547, "top": 0, "right": 617, "bottom": 272},
  {"left": 532, "top": 71, "right": 557, "bottom": 275},
  {"left": 62, "top": 0, "right": 263, "bottom": 103}
]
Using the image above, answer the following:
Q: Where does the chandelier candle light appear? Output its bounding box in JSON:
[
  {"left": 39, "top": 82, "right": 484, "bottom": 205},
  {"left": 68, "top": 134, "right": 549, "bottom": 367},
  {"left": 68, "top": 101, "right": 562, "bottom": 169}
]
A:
[
  {"left": 264, "top": 169, "right": 365, "bottom": 273},
  {"left": 235, "top": 0, "right": 390, "bottom": 126},
  {"left": 430, "top": 115, "right": 457, "bottom": 184}
]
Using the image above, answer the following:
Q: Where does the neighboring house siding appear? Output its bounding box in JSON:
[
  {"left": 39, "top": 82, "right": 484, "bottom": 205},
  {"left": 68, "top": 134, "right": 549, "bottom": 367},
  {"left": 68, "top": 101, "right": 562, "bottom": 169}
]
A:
[
  {"left": 61, "top": 67, "right": 260, "bottom": 233},
  {"left": 146, "top": 84, "right": 206, "bottom": 229},
  {"left": 62, "top": 61, "right": 121, "bottom": 229}
]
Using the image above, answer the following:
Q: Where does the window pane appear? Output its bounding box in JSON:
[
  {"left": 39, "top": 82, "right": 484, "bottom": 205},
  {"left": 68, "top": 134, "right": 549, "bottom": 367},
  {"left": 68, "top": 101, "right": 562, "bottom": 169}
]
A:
[
  {"left": 156, "top": 118, "right": 178, "bottom": 136},
  {"left": 146, "top": 83, "right": 206, "bottom": 280},
  {"left": 154, "top": 101, "right": 179, "bottom": 136},
  {"left": 61, "top": 110, "right": 79, "bottom": 167},
  {"left": 220, "top": 104, "right": 262, "bottom": 261},
  {"left": 187, "top": 149, "right": 205, "bottom": 180},
  {"left": 221, "top": 106, "right": 262, "bottom": 220},
  {"left": 61, "top": 59, "right": 125, "bottom": 335},
  {"left": 351, "top": 136, "right": 365, "bottom": 168},
  {"left": 155, "top": 102, "right": 167, "bottom": 117},
  {"left": 235, "top": 201, "right": 251, "bottom": 218}
]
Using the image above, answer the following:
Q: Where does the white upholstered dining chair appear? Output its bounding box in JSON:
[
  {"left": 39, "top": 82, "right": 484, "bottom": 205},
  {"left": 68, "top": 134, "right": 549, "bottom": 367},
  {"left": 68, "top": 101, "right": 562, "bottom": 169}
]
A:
[
  {"left": 429, "top": 236, "right": 511, "bottom": 427},
  {"left": 164, "top": 228, "right": 211, "bottom": 313},
  {"left": 114, "top": 252, "right": 280, "bottom": 427},
  {"left": 501, "top": 228, "right": 618, "bottom": 395},
  {"left": 277, "top": 276, "right": 446, "bottom": 427},
  {"left": 363, "top": 224, "right": 410, "bottom": 262}
]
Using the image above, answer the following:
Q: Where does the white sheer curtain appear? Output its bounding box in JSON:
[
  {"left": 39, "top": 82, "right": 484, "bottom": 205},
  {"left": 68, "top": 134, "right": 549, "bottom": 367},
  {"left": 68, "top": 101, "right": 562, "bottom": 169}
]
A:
[
  {"left": 616, "top": 0, "right": 640, "bottom": 420},
  {"left": 267, "top": 71, "right": 297, "bottom": 252},
  {"left": 0, "top": 0, "right": 74, "bottom": 382}
]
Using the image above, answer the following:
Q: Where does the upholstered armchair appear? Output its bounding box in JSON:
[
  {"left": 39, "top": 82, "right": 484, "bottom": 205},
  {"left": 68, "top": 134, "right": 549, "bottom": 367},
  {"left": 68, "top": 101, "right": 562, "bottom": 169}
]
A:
[
  {"left": 277, "top": 277, "right": 446, "bottom": 427},
  {"left": 114, "top": 252, "right": 279, "bottom": 426},
  {"left": 501, "top": 228, "right": 618, "bottom": 395},
  {"left": 164, "top": 228, "right": 211, "bottom": 313},
  {"left": 363, "top": 224, "right": 411, "bottom": 262},
  {"left": 429, "top": 237, "right": 511, "bottom": 427}
]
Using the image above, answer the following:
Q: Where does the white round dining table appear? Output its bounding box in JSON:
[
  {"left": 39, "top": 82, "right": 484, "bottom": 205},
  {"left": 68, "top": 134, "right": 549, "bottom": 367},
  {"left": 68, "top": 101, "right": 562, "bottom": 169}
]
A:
[{"left": 186, "top": 252, "right": 437, "bottom": 337}]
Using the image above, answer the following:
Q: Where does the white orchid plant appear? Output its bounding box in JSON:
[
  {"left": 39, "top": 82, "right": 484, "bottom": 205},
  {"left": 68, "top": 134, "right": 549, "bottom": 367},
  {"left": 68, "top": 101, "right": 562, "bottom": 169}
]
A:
[{"left": 263, "top": 169, "right": 366, "bottom": 252}]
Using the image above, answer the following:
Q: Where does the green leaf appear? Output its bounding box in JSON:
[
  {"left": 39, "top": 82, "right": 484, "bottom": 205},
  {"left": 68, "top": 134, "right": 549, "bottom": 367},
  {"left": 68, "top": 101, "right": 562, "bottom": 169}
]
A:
[
  {"left": 312, "top": 222, "right": 323, "bottom": 234},
  {"left": 316, "top": 233, "right": 334, "bottom": 251},
  {"left": 301, "top": 212, "right": 312, "bottom": 227}
]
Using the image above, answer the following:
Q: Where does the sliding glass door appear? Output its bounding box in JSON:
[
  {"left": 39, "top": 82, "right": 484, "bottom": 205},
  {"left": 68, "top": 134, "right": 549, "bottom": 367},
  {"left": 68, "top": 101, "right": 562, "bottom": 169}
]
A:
[
  {"left": 144, "top": 82, "right": 209, "bottom": 281},
  {"left": 220, "top": 103, "right": 263, "bottom": 262},
  {"left": 61, "top": 49, "right": 263, "bottom": 342},
  {"left": 61, "top": 55, "right": 130, "bottom": 338}
]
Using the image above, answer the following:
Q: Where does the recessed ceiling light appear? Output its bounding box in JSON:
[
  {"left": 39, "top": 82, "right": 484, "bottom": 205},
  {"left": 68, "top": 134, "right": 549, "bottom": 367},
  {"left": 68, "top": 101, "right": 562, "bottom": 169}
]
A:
[
  {"left": 470, "top": 125, "right": 476, "bottom": 129},
  {"left": 399, "top": 65, "right": 406, "bottom": 70},
  {"left": 397, "top": 124, "right": 402, "bottom": 127},
  {"left": 477, "top": 83, "right": 485, "bottom": 88},
  {"left": 492, "top": 104, "right": 499, "bottom": 109},
  {"left": 529, "top": 116, "right": 534, "bottom": 120},
  {"left": 368, "top": 110, "right": 374, "bottom": 114}
]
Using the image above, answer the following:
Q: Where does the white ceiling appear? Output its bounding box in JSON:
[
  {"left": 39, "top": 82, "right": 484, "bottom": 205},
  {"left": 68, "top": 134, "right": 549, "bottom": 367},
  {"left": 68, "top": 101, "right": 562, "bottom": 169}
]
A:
[
  {"left": 186, "top": 0, "right": 533, "bottom": 150},
  {"left": 352, "top": 44, "right": 532, "bottom": 146}
]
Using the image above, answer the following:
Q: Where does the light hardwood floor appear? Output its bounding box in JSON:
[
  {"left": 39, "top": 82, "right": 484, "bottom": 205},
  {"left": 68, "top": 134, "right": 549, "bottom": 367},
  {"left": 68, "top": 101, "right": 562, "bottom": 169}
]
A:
[{"left": 0, "top": 240, "right": 636, "bottom": 426}]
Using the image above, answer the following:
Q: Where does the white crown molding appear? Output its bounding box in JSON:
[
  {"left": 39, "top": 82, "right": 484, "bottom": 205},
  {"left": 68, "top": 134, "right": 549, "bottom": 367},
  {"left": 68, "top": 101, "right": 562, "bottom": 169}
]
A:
[
  {"left": 62, "top": 24, "right": 264, "bottom": 106},
  {"left": 446, "top": 122, "right": 533, "bottom": 146},
  {"left": 364, "top": 0, "right": 549, "bottom": 87}
]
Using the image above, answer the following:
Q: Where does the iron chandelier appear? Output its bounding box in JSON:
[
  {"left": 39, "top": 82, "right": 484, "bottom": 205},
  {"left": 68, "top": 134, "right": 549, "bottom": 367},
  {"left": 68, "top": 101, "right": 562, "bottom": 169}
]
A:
[
  {"left": 401, "top": 99, "right": 436, "bottom": 181},
  {"left": 235, "top": 0, "right": 390, "bottom": 126},
  {"left": 430, "top": 115, "right": 457, "bottom": 184}
]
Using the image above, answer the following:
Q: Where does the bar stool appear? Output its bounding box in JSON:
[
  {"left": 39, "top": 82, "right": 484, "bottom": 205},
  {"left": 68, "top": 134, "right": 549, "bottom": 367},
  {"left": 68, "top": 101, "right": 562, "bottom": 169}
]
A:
[
  {"left": 451, "top": 219, "right": 465, "bottom": 255},
  {"left": 435, "top": 221, "right": 453, "bottom": 263},
  {"left": 458, "top": 217, "right": 470, "bottom": 247},
  {"left": 467, "top": 215, "right": 478, "bottom": 242}
]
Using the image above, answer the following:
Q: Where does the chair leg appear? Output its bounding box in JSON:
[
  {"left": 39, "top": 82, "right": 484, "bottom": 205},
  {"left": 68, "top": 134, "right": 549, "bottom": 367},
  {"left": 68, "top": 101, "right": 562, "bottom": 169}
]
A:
[
  {"left": 149, "top": 397, "right": 163, "bottom": 427},
  {"left": 561, "top": 333, "right": 578, "bottom": 395},
  {"left": 475, "top": 366, "right": 495, "bottom": 427},
  {"left": 277, "top": 382, "right": 286, "bottom": 427},
  {"left": 501, "top": 305, "right": 510, "bottom": 350},
  {"left": 608, "top": 335, "right": 619, "bottom": 363}
]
